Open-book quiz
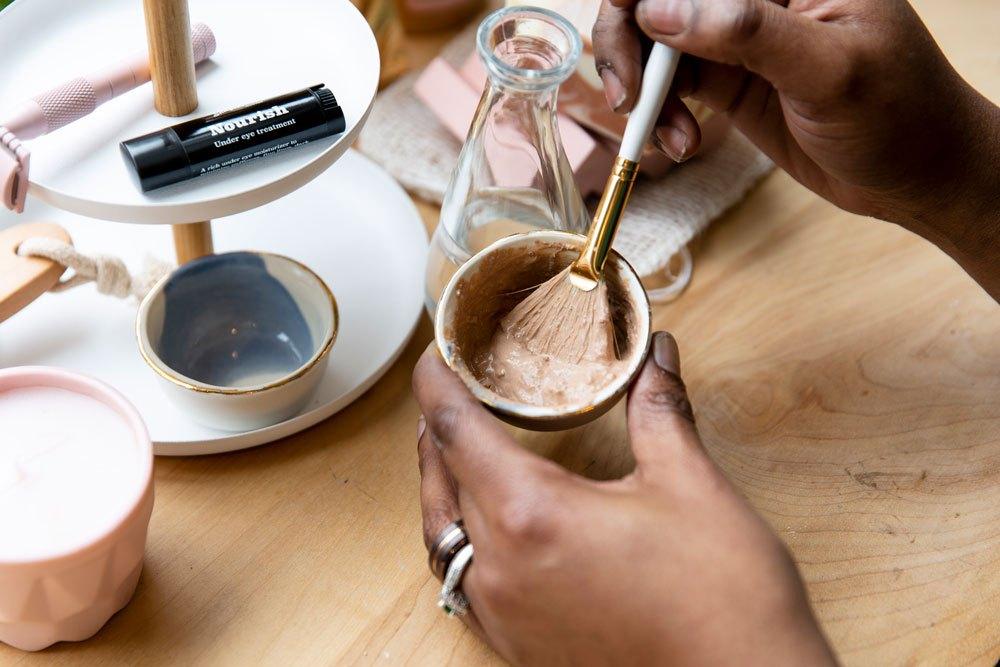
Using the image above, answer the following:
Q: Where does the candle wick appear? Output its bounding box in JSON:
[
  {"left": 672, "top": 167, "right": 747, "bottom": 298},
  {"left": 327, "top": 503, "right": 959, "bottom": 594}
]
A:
[
  {"left": 0, "top": 437, "right": 72, "bottom": 495},
  {"left": 0, "top": 461, "right": 27, "bottom": 495},
  {"left": 16, "top": 436, "right": 72, "bottom": 465}
]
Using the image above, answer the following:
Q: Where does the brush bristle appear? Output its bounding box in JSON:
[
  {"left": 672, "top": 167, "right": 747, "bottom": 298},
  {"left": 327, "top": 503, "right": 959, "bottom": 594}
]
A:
[{"left": 500, "top": 266, "right": 617, "bottom": 364}]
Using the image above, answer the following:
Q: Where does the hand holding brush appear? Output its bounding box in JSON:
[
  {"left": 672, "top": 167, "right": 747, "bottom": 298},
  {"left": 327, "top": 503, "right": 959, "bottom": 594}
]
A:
[{"left": 501, "top": 43, "right": 681, "bottom": 358}]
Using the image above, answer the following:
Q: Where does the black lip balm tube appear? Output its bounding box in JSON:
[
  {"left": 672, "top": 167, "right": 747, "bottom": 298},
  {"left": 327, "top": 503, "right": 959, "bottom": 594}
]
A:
[{"left": 120, "top": 84, "right": 346, "bottom": 192}]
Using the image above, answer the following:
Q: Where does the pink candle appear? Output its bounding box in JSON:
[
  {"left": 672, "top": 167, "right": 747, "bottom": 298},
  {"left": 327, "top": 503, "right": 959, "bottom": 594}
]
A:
[{"left": 0, "top": 367, "right": 153, "bottom": 652}]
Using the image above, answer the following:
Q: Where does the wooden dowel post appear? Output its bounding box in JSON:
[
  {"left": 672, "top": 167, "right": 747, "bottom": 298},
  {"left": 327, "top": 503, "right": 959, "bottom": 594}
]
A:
[
  {"left": 171, "top": 221, "right": 214, "bottom": 264},
  {"left": 142, "top": 0, "right": 215, "bottom": 265},
  {"left": 142, "top": 0, "right": 198, "bottom": 117}
]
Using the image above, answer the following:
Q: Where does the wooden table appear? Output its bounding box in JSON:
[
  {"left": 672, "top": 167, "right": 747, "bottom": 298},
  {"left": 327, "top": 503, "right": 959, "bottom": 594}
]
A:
[{"left": 3, "top": 1, "right": 998, "bottom": 664}]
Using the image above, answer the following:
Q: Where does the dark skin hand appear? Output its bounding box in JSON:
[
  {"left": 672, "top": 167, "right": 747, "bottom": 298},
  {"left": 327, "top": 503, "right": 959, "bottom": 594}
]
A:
[
  {"left": 414, "top": 2, "right": 998, "bottom": 664},
  {"left": 416, "top": 334, "right": 837, "bottom": 665},
  {"left": 594, "top": 0, "right": 1000, "bottom": 298}
]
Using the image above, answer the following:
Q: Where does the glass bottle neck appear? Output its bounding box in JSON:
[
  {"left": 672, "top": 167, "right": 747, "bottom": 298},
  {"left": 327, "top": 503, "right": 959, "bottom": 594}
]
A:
[
  {"left": 485, "top": 74, "right": 560, "bottom": 98},
  {"left": 479, "top": 76, "right": 560, "bottom": 118}
]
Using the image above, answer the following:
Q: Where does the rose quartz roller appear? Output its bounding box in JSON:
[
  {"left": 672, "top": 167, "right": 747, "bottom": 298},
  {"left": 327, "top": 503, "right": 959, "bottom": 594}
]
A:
[{"left": 0, "top": 22, "right": 217, "bottom": 213}]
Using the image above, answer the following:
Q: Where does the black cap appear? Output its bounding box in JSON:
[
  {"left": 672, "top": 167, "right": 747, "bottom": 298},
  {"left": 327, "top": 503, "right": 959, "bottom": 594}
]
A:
[
  {"left": 120, "top": 128, "right": 192, "bottom": 192},
  {"left": 311, "top": 85, "right": 346, "bottom": 135}
]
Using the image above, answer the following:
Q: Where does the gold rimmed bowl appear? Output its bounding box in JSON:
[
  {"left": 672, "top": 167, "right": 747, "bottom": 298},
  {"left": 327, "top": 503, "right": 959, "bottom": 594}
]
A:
[
  {"left": 435, "top": 231, "right": 651, "bottom": 431},
  {"left": 136, "top": 251, "right": 338, "bottom": 432}
]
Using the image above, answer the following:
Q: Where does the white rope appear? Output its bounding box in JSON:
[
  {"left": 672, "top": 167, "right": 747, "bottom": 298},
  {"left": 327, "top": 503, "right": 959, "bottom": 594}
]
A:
[{"left": 17, "top": 237, "right": 172, "bottom": 300}]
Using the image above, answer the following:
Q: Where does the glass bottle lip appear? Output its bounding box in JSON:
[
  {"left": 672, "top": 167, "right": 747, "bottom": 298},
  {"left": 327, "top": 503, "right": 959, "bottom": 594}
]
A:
[{"left": 476, "top": 6, "right": 583, "bottom": 91}]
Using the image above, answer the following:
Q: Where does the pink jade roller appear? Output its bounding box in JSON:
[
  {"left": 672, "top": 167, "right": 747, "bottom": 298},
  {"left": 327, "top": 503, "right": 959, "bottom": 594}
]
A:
[{"left": 0, "top": 22, "right": 217, "bottom": 213}]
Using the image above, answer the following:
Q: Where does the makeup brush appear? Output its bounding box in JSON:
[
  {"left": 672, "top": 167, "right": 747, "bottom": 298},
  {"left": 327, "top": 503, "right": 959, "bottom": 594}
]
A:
[
  {"left": 501, "top": 43, "right": 681, "bottom": 360},
  {"left": 0, "top": 22, "right": 217, "bottom": 213}
]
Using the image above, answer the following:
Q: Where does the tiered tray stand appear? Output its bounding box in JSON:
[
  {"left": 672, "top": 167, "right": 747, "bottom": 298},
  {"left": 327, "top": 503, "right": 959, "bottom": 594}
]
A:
[{"left": 0, "top": 0, "right": 428, "bottom": 454}]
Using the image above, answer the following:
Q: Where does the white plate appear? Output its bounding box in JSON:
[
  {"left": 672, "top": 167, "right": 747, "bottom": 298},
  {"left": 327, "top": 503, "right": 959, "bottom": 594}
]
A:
[
  {"left": 0, "top": 150, "right": 428, "bottom": 455},
  {"left": 0, "top": 0, "right": 379, "bottom": 224}
]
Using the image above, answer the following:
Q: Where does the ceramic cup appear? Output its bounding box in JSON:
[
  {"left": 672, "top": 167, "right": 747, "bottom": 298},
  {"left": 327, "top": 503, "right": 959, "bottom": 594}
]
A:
[
  {"left": 435, "top": 230, "right": 652, "bottom": 431},
  {"left": 136, "top": 251, "right": 338, "bottom": 432},
  {"left": 0, "top": 367, "right": 154, "bottom": 652}
]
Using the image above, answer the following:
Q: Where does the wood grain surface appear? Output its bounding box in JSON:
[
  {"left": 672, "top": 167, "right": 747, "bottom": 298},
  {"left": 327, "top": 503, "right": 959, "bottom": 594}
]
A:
[{"left": 1, "top": 0, "right": 997, "bottom": 664}]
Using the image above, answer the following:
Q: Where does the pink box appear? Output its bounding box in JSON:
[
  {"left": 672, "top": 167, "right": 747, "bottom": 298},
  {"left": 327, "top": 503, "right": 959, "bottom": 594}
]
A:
[{"left": 414, "top": 57, "right": 612, "bottom": 196}]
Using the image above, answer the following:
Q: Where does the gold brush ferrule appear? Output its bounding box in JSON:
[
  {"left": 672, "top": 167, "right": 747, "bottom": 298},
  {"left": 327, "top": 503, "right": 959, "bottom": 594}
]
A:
[{"left": 577, "top": 156, "right": 640, "bottom": 283}]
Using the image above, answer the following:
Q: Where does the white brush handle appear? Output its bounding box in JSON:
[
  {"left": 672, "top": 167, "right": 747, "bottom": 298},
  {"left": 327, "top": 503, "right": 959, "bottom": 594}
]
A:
[{"left": 619, "top": 43, "right": 681, "bottom": 162}]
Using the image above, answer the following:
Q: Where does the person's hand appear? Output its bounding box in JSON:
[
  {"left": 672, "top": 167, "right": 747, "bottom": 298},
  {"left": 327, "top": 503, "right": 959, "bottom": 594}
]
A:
[
  {"left": 593, "top": 0, "right": 1000, "bottom": 297},
  {"left": 414, "top": 332, "right": 837, "bottom": 665}
]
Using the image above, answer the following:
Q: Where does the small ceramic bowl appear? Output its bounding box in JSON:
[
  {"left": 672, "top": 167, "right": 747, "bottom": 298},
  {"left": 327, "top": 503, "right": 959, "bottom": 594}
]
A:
[
  {"left": 435, "top": 231, "right": 651, "bottom": 431},
  {"left": 136, "top": 251, "right": 338, "bottom": 432}
]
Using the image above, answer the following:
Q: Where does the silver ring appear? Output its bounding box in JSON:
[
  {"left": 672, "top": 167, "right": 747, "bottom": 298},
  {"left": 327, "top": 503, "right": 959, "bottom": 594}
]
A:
[
  {"left": 439, "top": 543, "right": 473, "bottom": 617},
  {"left": 429, "top": 519, "right": 469, "bottom": 580}
]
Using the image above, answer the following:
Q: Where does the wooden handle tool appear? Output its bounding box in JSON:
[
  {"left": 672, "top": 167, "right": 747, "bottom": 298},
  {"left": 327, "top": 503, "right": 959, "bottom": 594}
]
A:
[{"left": 0, "top": 222, "right": 70, "bottom": 323}]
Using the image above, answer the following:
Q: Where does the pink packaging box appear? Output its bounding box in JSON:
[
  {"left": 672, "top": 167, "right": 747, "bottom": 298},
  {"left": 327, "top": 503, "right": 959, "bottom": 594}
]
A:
[{"left": 414, "top": 57, "right": 613, "bottom": 196}]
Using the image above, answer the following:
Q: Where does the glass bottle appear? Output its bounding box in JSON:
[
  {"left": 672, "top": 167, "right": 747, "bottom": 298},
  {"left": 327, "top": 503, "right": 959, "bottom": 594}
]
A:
[{"left": 425, "top": 6, "right": 588, "bottom": 316}]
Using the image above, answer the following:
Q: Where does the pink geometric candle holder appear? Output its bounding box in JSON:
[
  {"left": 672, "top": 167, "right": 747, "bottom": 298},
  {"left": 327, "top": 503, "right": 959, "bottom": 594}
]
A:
[{"left": 0, "top": 367, "right": 154, "bottom": 652}]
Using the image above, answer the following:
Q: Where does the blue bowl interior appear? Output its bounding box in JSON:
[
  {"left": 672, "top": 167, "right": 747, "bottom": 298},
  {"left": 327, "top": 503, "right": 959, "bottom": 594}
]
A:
[{"left": 143, "top": 252, "right": 333, "bottom": 389}]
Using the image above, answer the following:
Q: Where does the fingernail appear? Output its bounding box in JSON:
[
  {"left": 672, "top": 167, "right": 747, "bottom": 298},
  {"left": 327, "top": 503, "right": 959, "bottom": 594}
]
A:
[
  {"left": 599, "top": 67, "right": 627, "bottom": 111},
  {"left": 653, "top": 331, "right": 681, "bottom": 374},
  {"left": 638, "top": 0, "right": 694, "bottom": 35},
  {"left": 417, "top": 415, "right": 426, "bottom": 441},
  {"left": 654, "top": 126, "right": 689, "bottom": 162}
]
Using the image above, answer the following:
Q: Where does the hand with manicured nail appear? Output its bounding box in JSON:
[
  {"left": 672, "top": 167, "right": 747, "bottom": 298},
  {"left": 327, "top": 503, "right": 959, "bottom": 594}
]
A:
[
  {"left": 594, "top": 0, "right": 1000, "bottom": 298},
  {"left": 414, "top": 332, "right": 837, "bottom": 664}
]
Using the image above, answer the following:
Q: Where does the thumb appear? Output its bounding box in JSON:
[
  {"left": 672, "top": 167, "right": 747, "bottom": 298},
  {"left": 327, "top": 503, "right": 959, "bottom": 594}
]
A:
[
  {"left": 626, "top": 331, "right": 705, "bottom": 476},
  {"left": 412, "top": 344, "right": 552, "bottom": 507},
  {"left": 636, "top": 0, "right": 842, "bottom": 97}
]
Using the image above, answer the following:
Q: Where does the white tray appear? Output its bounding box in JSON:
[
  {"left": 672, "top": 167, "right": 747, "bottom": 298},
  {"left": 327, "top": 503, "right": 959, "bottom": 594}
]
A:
[
  {"left": 0, "top": 0, "right": 379, "bottom": 224},
  {"left": 0, "top": 150, "right": 428, "bottom": 455}
]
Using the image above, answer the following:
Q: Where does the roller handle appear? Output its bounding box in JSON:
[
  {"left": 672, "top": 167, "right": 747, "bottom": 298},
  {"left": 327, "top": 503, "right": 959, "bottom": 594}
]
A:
[
  {"left": 2, "top": 22, "right": 216, "bottom": 140},
  {"left": 618, "top": 42, "right": 681, "bottom": 163}
]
